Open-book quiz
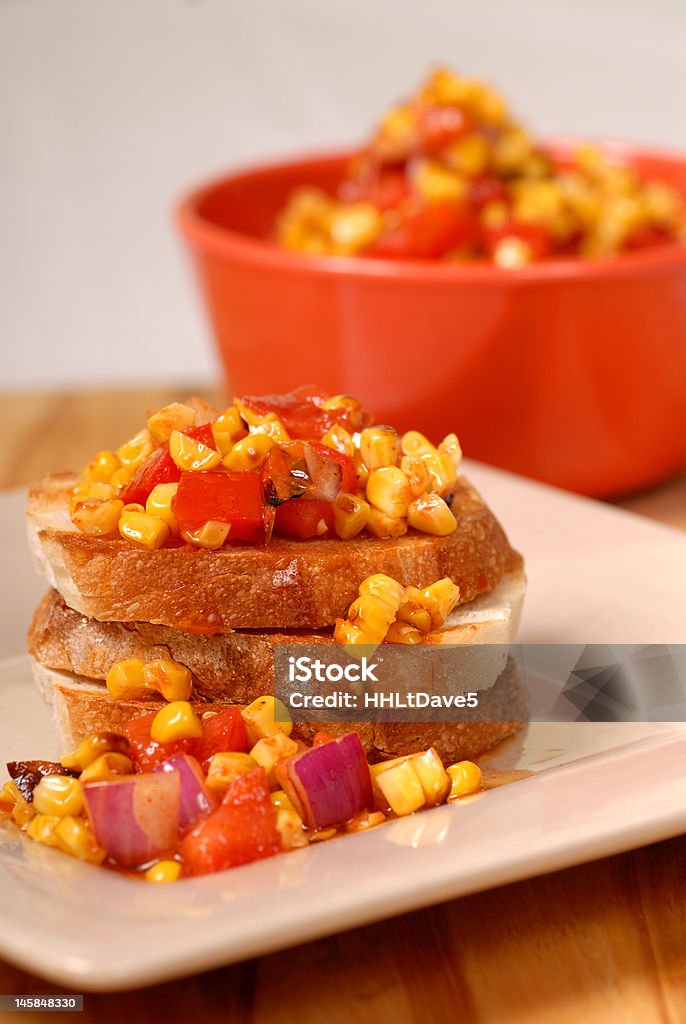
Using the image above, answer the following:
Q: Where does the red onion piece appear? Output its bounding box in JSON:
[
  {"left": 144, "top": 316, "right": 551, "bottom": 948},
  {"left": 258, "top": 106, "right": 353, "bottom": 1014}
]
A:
[
  {"left": 83, "top": 773, "right": 180, "bottom": 867},
  {"left": 280, "top": 733, "right": 373, "bottom": 830},
  {"left": 153, "top": 754, "right": 216, "bottom": 832}
]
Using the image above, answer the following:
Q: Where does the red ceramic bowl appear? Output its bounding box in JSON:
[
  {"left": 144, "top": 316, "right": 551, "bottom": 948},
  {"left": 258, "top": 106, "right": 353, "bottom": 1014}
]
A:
[{"left": 176, "top": 139, "right": 686, "bottom": 497}]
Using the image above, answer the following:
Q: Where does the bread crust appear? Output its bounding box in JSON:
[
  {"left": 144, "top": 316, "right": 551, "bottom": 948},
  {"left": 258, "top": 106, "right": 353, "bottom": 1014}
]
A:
[{"left": 27, "top": 472, "right": 520, "bottom": 631}]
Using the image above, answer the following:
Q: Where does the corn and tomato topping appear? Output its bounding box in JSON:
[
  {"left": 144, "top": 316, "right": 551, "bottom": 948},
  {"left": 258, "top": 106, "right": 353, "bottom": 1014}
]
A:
[
  {"left": 276, "top": 67, "right": 686, "bottom": 266},
  {"left": 69, "top": 387, "right": 461, "bottom": 550},
  {"left": 335, "top": 573, "right": 460, "bottom": 647}
]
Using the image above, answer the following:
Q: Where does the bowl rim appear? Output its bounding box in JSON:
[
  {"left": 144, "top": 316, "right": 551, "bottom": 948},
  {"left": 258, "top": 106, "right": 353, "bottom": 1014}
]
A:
[{"left": 175, "top": 136, "right": 686, "bottom": 283}]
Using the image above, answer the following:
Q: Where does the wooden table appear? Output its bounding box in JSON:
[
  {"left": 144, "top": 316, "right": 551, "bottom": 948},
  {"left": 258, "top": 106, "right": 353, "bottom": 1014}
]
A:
[{"left": 2, "top": 388, "right": 686, "bottom": 1024}]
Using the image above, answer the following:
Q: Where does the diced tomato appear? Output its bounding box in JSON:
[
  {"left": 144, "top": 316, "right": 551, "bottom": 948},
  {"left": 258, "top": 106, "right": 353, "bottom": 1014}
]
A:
[
  {"left": 240, "top": 387, "right": 372, "bottom": 439},
  {"left": 121, "top": 447, "right": 181, "bottom": 506},
  {"left": 123, "top": 712, "right": 194, "bottom": 771},
  {"left": 184, "top": 423, "right": 216, "bottom": 449},
  {"left": 345, "top": 165, "right": 410, "bottom": 212},
  {"left": 192, "top": 708, "right": 251, "bottom": 770},
  {"left": 370, "top": 202, "right": 477, "bottom": 259},
  {"left": 308, "top": 443, "right": 357, "bottom": 494},
  {"left": 468, "top": 174, "right": 508, "bottom": 211},
  {"left": 174, "top": 471, "right": 267, "bottom": 542},
  {"left": 418, "top": 105, "right": 473, "bottom": 154},
  {"left": 274, "top": 499, "right": 335, "bottom": 540},
  {"left": 179, "top": 768, "right": 281, "bottom": 875}
]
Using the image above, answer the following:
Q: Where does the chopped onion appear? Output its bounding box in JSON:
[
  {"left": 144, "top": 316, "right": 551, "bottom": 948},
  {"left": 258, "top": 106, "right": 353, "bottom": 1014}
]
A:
[
  {"left": 263, "top": 442, "right": 342, "bottom": 506},
  {"left": 154, "top": 754, "right": 216, "bottom": 832},
  {"left": 83, "top": 773, "right": 180, "bottom": 867},
  {"left": 278, "top": 733, "right": 373, "bottom": 830}
]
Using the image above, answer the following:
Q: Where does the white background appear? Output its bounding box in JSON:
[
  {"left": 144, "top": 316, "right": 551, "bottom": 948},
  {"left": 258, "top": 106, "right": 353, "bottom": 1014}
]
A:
[{"left": 2, "top": 0, "right": 685, "bottom": 389}]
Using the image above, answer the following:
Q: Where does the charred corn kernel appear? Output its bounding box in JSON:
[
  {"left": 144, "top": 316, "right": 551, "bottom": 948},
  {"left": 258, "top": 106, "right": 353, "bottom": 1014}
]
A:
[
  {"left": 110, "top": 464, "right": 136, "bottom": 490},
  {"left": 438, "top": 433, "right": 462, "bottom": 472},
  {"left": 206, "top": 752, "right": 258, "bottom": 792},
  {"left": 54, "top": 816, "right": 105, "bottom": 864},
  {"left": 118, "top": 428, "right": 154, "bottom": 467},
  {"left": 385, "top": 621, "right": 424, "bottom": 644},
  {"left": 494, "top": 237, "right": 532, "bottom": 269},
  {"left": 61, "top": 732, "right": 130, "bottom": 771},
  {"left": 147, "top": 402, "right": 197, "bottom": 443},
  {"left": 321, "top": 424, "right": 355, "bottom": 458},
  {"left": 145, "top": 859, "right": 182, "bottom": 883},
  {"left": 26, "top": 813, "right": 62, "bottom": 847},
  {"left": 211, "top": 407, "right": 248, "bottom": 453},
  {"left": 400, "top": 455, "right": 434, "bottom": 498},
  {"left": 119, "top": 510, "right": 170, "bottom": 549},
  {"left": 81, "top": 450, "right": 120, "bottom": 484},
  {"left": 333, "top": 491, "right": 369, "bottom": 539},
  {"left": 401, "top": 430, "right": 434, "bottom": 457},
  {"left": 232, "top": 398, "right": 267, "bottom": 427},
  {"left": 396, "top": 588, "right": 433, "bottom": 633},
  {"left": 169, "top": 430, "right": 221, "bottom": 472},
  {"left": 121, "top": 502, "right": 145, "bottom": 514},
  {"left": 447, "top": 760, "right": 483, "bottom": 799},
  {"left": 374, "top": 759, "right": 425, "bottom": 816},
  {"left": 222, "top": 433, "right": 275, "bottom": 472},
  {"left": 329, "top": 203, "right": 383, "bottom": 254},
  {"left": 270, "top": 789, "right": 297, "bottom": 812},
  {"left": 414, "top": 159, "right": 466, "bottom": 202},
  {"left": 332, "top": 619, "right": 378, "bottom": 647},
  {"left": 419, "top": 450, "right": 457, "bottom": 494},
  {"left": 150, "top": 701, "right": 203, "bottom": 743},
  {"left": 366, "top": 507, "right": 408, "bottom": 539},
  {"left": 249, "top": 414, "right": 290, "bottom": 442},
  {"left": 70, "top": 481, "right": 116, "bottom": 513},
  {"left": 408, "top": 493, "right": 457, "bottom": 536},
  {"left": 352, "top": 448, "right": 369, "bottom": 487},
  {"left": 33, "top": 775, "right": 84, "bottom": 818},
  {"left": 106, "top": 657, "right": 148, "bottom": 700},
  {"left": 275, "top": 807, "right": 309, "bottom": 850},
  {"left": 79, "top": 752, "right": 134, "bottom": 783},
  {"left": 250, "top": 734, "right": 299, "bottom": 782},
  {"left": 446, "top": 133, "right": 490, "bottom": 176},
  {"left": 412, "top": 748, "right": 451, "bottom": 805},
  {"left": 358, "top": 573, "right": 406, "bottom": 609},
  {"left": 345, "top": 811, "right": 386, "bottom": 833},
  {"left": 366, "top": 467, "right": 411, "bottom": 518},
  {"left": 143, "top": 659, "right": 193, "bottom": 702},
  {"left": 347, "top": 596, "right": 395, "bottom": 644},
  {"left": 146, "top": 482, "right": 179, "bottom": 535},
  {"left": 241, "top": 696, "right": 293, "bottom": 742},
  {"left": 71, "top": 497, "right": 124, "bottom": 536},
  {"left": 359, "top": 426, "right": 400, "bottom": 471},
  {"left": 0, "top": 781, "right": 17, "bottom": 818},
  {"left": 481, "top": 199, "right": 509, "bottom": 231},
  {"left": 182, "top": 520, "right": 230, "bottom": 550},
  {"left": 422, "top": 578, "right": 461, "bottom": 626},
  {"left": 11, "top": 790, "right": 34, "bottom": 827}
]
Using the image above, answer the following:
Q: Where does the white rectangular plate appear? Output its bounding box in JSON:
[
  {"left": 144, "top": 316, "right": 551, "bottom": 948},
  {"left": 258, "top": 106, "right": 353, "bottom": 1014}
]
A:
[{"left": 1, "top": 463, "right": 686, "bottom": 990}]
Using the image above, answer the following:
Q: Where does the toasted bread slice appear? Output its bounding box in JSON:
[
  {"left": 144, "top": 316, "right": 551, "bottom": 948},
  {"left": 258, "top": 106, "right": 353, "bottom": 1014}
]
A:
[{"left": 27, "top": 472, "right": 520, "bottom": 631}]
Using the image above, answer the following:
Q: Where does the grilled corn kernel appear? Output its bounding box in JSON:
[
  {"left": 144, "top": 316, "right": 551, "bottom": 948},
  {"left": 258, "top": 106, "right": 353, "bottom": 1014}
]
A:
[
  {"left": 249, "top": 414, "right": 290, "bottom": 443},
  {"left": 359, "top": 426, "right": 400, "bottom": 471},
  {"left": 396, "top": 589, "right": 433, "bottom": 634},
  {"left": 147, "top": 402, "right": 197, "bottom": 443},
  {"left": 110, "top": 464, "right": 136, "bottom": 490},
  {"left": 422, "top": 578, "right": 461, "bottom": 627},
  {"left": 118, "top": 510, "right": 170, "bottom": 549},
  {"left": 329, "top": 203, "right": 383, "bottom": 254},
  {"left": 345, "top": 810, "right": 387, "bottom": 833},
  {"left": 81, "top": 450, "right": 120, "bottom": 484},
  {"left": 26, "top": 813, "right": 62, "bottom": 847},
  {"left": 181, "top": 520, "right": 231, "bottom": 550},
  {"left": 169, "top": 430, "right": 221, "bottom": 472},
  {"left": 61, "top": 732, "right": 131, "bottom": 771},
  {"left": 352, "top": 447, "right": 369, "bottom": 487},
  {"left": 385, "top": 621, "right": 424, "bottom": 644},
  {"left": 222, "top": 433, "right": 275, "bottom": 472},
  {"left": 401, "top": 430, "right": 434, "bottom": 457},
  {"left": 0, "top": 781, "right": 17, "bottom": 818},
  {"left": 211, "top": 407, "right": 248, "bottom": 454},
  {"left": 146, "top": 482, "right": 179, "bottom": 534},
  {"left": 143, "top": 659, "right": 193, "bottom": 702},
  {"left": 54, "top": 816, "right": 105, "bottom": 864},
  {"left": 122, "top": 502, "right": 145, "bottom": 514},
  {"left": 150, "top": 701, "right": 203, "bottom": 743},
  {"left": 419, "top": 450, "right": 457, "bottom": 494},
  {"left": 106, "top": 657, "right": 148, "bottom": 700},
  {"left": 407, "top": 494, "right": 457, "bottom": 536},
  {"left": 358, "top": 573, "right": 406, "bottom": 609},
  {"left": 446, "top": 133, "right": 490, "bottom": 176},
  {"left": 366, "top": 467, "right": 411, "bottom": 518},
  {"left": 71, "top": 497, "right": 124, "bottom": 536},
  {"left": 70, "top": 481, "right": 117, "bottom": 513},
  {"left": 493, "top": 236, "right": 532, "bottom": 269},
  {"left": 447, "top": 760, "right": 483, "bottom": 799},
  {"left": 321, "top": 424, "right": 355, "bottom": 458},
  {"left": 414, "top": 158, "right": 466, "bottom": 202},
  {"left": 438, "top": 433, "right": 462, "bottom": 472},
  {"left": 241, "top": 695, "right": 293, "bottom": 743},
  {"left": 333, "top": 491, "right": 369, "bottom": 539},
  {"left": 270, "top": 789, "right": 297, "bottom": 812},
  {"left": 374, "top": 759, "right": 426, "bottom": 816},
  {"left": 11, "top": 790, "right": 35, "bottom": 827},
  {"left": 145, "top": 859, "right": 182, "bottom": 883},
  {"left": 118, "top": 428, "right": 154, "bottom": 467},
  {"left": 275, "top": 807, "right": 309, "bottom": 849},
  {"left": 365, "top": 507, "right": 408, "bottom": 539},
  {"left": 400, "top": 455, "right": 434, "bottom": 498},
  {"left": 412, "top": 748, "right": 451, "bottom": 805},
  {"left": 250, "top": 734, "right": 299, "bottom": 781},
  {"left": 347, "top": 595, "right": 395, "bottom": 644},
  {"left": 321, "top": 394, "right": 366, "bottom": 428},
  {"left": 33, "top": 775, "right": 84, "bottom": 818},
  {"left": 332, "top": 619, "right": 379, "bottom": 646},
  {"left": 206, "top": 752, "right": 258, "bottom": 792},
  {"left": 79, "top": 752, "right": 134, "bottom": 783}
]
